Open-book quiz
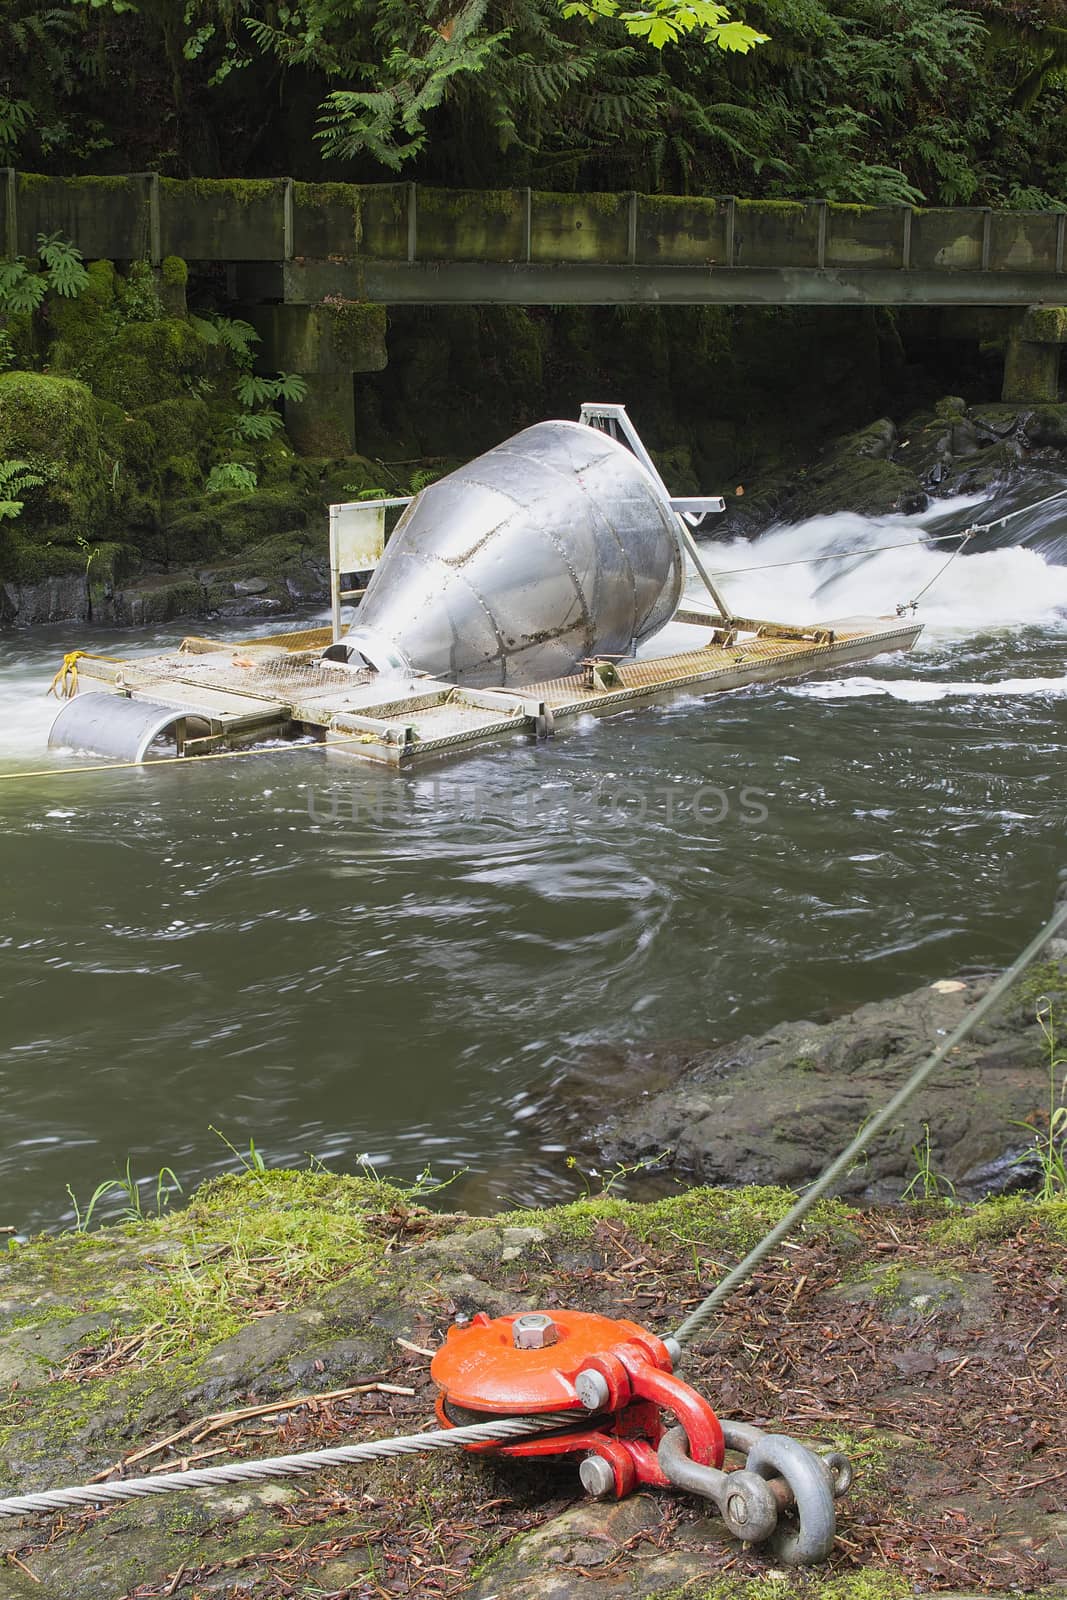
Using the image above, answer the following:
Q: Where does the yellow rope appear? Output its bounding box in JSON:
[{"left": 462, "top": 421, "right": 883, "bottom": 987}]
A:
[
  {"left": 0, "top": 734, "right": 376, "bottom": 785},
  {"left": 47, "top": 651, "right": 128, "bottom": 701}
]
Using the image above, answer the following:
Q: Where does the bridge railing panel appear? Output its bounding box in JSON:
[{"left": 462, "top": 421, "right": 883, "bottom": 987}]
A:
[
  {"left": 160, "top": 178, "right": 286, "bottom": 261},
  {"left": 636, "top": 196, "right": 727, "bottom": 266},
  {"left": 292, "top": 182, "right": 362, "bottom": 259},
  {"left": 416, "top": 189, "right": 526, "bottom": 262},
  {"left": 825, "top": 205, "right": 905, "bottom": 269},
  {"left": 358, "top": 185, "right": 409, "bottom": 260},
  {"left": 15, "top": 173, "right": 151, "bottom": 260},
  {"left": 734, "top": 200, "right": 820, "bottom": 268},
  {"left": 911, "top": 208, "right": 985, "bottom": 270},
  {"left": 531, "top": 192, "right": 630, "bottom": 264},
  {"left": 988, "top": 211, "right": 1061, "bottom": 273}
]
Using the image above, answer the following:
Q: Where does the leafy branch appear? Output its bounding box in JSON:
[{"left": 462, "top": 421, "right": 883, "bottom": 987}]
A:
[{"left": 561, "top": 0, "right": 768, "bottom": 52}]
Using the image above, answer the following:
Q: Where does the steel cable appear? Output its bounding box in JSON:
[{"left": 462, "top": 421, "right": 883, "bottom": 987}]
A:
[{"left": 671, "top": 899, "right": 1067, "bottom": 1351}]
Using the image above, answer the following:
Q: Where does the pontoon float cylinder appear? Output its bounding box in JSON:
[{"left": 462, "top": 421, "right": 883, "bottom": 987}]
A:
[{"left": 333, "top": 420, "right": 685, "bottom": 687}]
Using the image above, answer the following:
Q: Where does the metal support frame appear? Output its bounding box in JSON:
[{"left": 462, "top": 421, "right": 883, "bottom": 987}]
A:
[
  {"left": 578, "top": 402, "right": 735, "bottom": 625},
  {"left": 329, "top": 497, "right": 410, "bottom": 642}
]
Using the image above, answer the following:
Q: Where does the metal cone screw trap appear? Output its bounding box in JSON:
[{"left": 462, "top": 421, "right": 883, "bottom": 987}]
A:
[{"left": 431, "top": 1308, "right": 852, "bottom": 1565}]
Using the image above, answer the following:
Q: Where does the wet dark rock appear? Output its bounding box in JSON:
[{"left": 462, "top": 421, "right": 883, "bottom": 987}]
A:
[
  {"left": 714, "top": 397, "right": 1067, "bottom": 537},
  {"left": 552, "top": 962, "right": 1065, "bottom": 1202}
]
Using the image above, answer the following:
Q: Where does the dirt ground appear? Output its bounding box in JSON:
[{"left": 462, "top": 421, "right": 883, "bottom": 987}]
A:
[{"left": 3, "top": 1186, "right": 1060, "bottom": 1600}]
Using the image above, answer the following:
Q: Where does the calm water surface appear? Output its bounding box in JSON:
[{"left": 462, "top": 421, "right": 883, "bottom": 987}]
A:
[{"left": 1, "top": 487, "right": 1065, "bottom": 1230}]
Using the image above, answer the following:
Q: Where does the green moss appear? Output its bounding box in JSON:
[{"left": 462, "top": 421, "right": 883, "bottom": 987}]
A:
[
  {"left": 18, "top": 172, "right": 132, "bottom": 193},
  {"left": 497, "top": 1184, "right": 851, "bottom": 1254},
  {"left": 159, "top": 176, "right": 281, "bottom": 207},
  {"left": 647, "top": 1571, "right": 909, "bottom": 1600},
  {"left": 46, "top": 259, "right": 117, "bottom": 345},
  {"left": 639, "top": 193, "right": 718, "bottom": 213},
  {"left": 160, "top": 255, "right": 187, "bottom": 287},
  {"left": 736, "top": 199, "right": 807, "bottom": 214},
  {"left": 419, "top": 188, "right": 522, "bottom": 219},
  {"left": 1007, "top": 956, "right": 1067, "bottom": 1022},
  {"left": 320, "top": 297, "right": 388, "bottom": 365},
  {"left": 931, "top": 1193, "right": 1067, "bottom": 1246},
  {"left": 72, "top": 317, "right": 217, "bottom": 409},
  {"left": 0, "top": 371, "right": 110, "bottom": 557},
  {"left": 294, "top": 180, "right": 361, "bottom": 210},
  {"left": 1023, "top": 305, "right": 1067, "bottom": 343}
]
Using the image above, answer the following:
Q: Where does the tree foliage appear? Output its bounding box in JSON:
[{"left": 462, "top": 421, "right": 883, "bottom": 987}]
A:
[{"left": 0, "top": 0, "right": 1065, "bottom": 205}]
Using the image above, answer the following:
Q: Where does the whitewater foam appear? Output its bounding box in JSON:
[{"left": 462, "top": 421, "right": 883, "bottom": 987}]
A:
[
  {"left": 687, "top": 495, "right": 1067, "bottom": 638},
  {"left": 789, "top": 673, "right": 1067, "bottom": 704}
]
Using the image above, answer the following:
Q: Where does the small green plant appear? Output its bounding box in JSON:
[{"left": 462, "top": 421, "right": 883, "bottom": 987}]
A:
[
  {"left": 205, "top": 462, "right": 258, "bottom": 493},
  {"left": 74, "top": 533, "right": 98, "bottom": 574},
  {"left": 1013, "top": 999, "right": 1067, "bottom": 1200},
  {"left": 229, "top": 410, "right": 283, "bottom": 442},
  {"left": 901, "top": 1123, "right": 956, "bottom": 1204},
  {"left": 0, "top": 233, "right": 89, "bottom": 314},
  {"left": 0, "top": 458, "right": 44, "bottom": 521},
  {"left": 342, "top": 483, "right": 392, "bottom": 499},
  {"left": 0, "top": 329, "right": 15, "bottom": 372},
  {"left": 118, "top": 258, "right": 163, "bottom": 323},
  {"left": 210, "top": 1124, "right": 269, "bottom": 1176},
  {"left": 409, "top": 465, "right": 444, "bottom": 494},
  {"left": 354, "top": 1153, "right": 466, "bottom": 1201},
  {"left": 67, "top": 1159, "right": 182, "bottom": 1231},
  {"left": 189, "top": 314, "right": 261, "bottom": 367},
  {"left": 34, "top": 231, "right": 90, "bottom": 297},
  {"left": 566, "top": 1149, "right": 671, "bottom": 1198}
]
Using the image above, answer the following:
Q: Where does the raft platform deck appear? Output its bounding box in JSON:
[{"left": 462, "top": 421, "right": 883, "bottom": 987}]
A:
[{"left": 52, "top": 611, "right": 922, "bottom": 768}]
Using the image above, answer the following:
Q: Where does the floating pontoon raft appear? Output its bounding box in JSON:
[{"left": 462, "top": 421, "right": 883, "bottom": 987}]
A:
[{"left": 49, "top": 406, "right": 921, "bottom": 768}]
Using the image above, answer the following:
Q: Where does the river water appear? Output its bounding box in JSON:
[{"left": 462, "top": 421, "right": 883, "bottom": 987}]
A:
[{"left": 2, "top": 486, "right": 1066, "bottom": 1231}]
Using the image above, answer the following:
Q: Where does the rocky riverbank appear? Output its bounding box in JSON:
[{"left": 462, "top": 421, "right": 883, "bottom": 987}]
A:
[
  {"left": 0, "top": 1172, "right": 1064, "bottom": 1598},
  {"left": 546, "top": 944, "right": 1067, "bottom": 1206}
]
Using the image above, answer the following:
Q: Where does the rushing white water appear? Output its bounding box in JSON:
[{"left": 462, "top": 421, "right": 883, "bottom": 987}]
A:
[
  {"left": 688, "top": 494, "right": 1067, "bottom": 639},
  {"left": 792, "top": 673, "right": 1067, "bottom": 703}
]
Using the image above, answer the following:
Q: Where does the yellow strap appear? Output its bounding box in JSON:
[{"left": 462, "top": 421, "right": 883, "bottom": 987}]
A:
[{"left": 47, "top": 651, "right": 127, "bottom": 701}]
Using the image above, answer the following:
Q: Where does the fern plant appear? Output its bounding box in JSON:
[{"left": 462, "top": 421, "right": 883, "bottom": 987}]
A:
[
  {"left": 35, "top": 232, "right": 89, "bottom": 298},
  {"left": 0, "top": 95, "right": 31, "bottom": 160},
  {"left": 229, "top": 370, "right": 309, "bottom": 442},
  {"left": 0, "top": 233, "right": 89, "bottom": 316},
  {"left": 189, "top": 314, "right": 261, "bottom": 368},
  {"left": 205, "top": 462, "right": 258, "bottom": 493},
  {"left": 229, "top": 411, "right": 284, "bottom": 441},
  {"left": 0, "top": 459, "right": 45, "bottom": 522}
]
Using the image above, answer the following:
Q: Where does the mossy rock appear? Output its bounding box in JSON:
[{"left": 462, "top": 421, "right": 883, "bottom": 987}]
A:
[
  {"left": 1024, "top": 404, "right": 1067, "bottom": 450},
  {"left": 71, "top": 317, "right": 220, "bottom": 410},
  {"left": 0, "top": 371, "right": 111, "bottom": 550},
  {"left": 140, "top": 395, "right": 212, "bottom": 465},
  {"left": 45, "top": 259, "right": 118, "bottom": 346},
  {"left": 0, "top": 529, "right": 90, "bottom": 586},
  {"left": 160, "top": 485, "right": 314, "bottom": 566}
]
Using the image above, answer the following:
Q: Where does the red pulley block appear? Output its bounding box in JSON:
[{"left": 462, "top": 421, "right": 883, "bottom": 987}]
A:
[{"left": 430, "top": 1308, "right": 724, "bottom": 1499}]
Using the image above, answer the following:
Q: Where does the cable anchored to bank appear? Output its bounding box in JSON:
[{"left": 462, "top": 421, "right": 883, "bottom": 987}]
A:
[
  {"left": 0, "top": 901, "right": 1063, "bottom": 1565},
  {"left": 0, "top": 1413, "right": 576, "bottom": 1520}
]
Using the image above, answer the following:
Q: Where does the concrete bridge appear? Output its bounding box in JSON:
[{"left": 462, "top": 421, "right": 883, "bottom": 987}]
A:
[{"left": 4, "top": 171, "right": 1066, "bottom": 449}]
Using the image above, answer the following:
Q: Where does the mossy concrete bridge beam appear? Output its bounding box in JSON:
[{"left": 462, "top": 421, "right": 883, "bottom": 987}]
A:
[{"left": 6, "top": 172, "right": 1067, "bottom": 443}]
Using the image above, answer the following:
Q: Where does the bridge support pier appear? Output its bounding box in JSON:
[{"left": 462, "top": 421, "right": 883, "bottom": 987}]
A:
[
  {"left": 1002, "top": 306, "right": 1067, "bottom": 404},
  {"left": 248, "top": 300, "right": 388, "bottom": 455}
]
